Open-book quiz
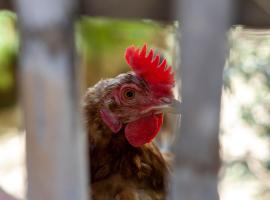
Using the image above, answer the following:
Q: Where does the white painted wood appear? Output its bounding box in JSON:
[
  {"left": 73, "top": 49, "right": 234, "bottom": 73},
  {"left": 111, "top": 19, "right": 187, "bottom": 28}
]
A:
[
  {"left": 15, "top": 0, "right": 89, "bottom": 199},
  {"left": 169, "top": 0, "right": 232, "bottom": 199}
]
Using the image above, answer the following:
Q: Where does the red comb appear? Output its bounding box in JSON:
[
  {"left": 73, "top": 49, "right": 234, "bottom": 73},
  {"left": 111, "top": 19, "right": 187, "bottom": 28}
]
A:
[{"left": 125, "top": 44, "right": 175, "bottom": 97}]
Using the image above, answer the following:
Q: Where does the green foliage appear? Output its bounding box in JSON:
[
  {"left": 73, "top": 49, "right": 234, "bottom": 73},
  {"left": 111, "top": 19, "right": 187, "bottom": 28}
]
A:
[
  {"left": 76, "top": 17, "right": 165, "bottom": 56},
  {"left": 76, "top": 17, "right": 175, "bottom": 87},
  {"left": 0, "top": 11, "right": 17, "bottom": 91},
  {"left": 265, "top": 159, "right": 270, "bottom": 171},
  {"left": 0, "top": 11, "right": 18, "bottom": 107},
  {"left": 240, "top": 105, "right": 256, "bottom": 125},
  {"left": 226, "top": 30, "right": 270, "bottom": 137},
  {"left": 226, "top": 160, "right": 253, "bottom": 180},
  {"left": 224, "top": 28, "right": 270, "bottom": 198},
  {"left": 0, "top": 13, "right": 176, "bottom": 106}
]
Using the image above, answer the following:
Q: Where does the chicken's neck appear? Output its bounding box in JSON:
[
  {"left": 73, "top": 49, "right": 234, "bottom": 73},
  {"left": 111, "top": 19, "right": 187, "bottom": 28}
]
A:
[{"left": 84, "top": 91, "right": 168, "bottom": 191}]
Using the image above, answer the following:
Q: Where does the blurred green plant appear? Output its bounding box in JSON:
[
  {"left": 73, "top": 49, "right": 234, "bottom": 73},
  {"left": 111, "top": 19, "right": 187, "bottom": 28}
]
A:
[
  {"left": 76, "top": 17, "right": 175, "bottom": 87},
  {"left": 224, "top": 28, "right": 270, "bottom": 199},
  {"left": 0, "top": 11, "right": 18, "bottom": 107},
  {"left": 0, "top": 13, "right": 176, "bottom": 107}
]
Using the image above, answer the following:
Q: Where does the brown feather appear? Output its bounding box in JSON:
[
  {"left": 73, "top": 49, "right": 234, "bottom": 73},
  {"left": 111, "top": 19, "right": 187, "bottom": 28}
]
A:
[{"left": 84, "top": 77, "right": 169, "bottom": 200}]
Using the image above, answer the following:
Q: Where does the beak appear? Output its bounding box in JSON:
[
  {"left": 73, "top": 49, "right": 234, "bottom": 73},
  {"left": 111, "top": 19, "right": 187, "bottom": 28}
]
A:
[
  {"left": 156, "top": 98, "right": 181, "bottom": 114},
  {"left": 141, "top": 98, "right": 181, "bottom": 115}
]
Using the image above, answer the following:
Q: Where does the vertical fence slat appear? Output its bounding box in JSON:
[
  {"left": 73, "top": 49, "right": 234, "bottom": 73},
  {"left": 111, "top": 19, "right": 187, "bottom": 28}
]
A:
[
  {"left": 170, "top": 0, "right": 232, "bottom": 199},
  {"left": 15, "top": 0, "right": 89, "bottom": 199}
]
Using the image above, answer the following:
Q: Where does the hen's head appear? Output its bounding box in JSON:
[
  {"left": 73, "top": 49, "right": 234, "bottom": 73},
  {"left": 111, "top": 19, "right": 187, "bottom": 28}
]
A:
[{"left": 85, "top": 44, "right": 180, "bottom": 147}]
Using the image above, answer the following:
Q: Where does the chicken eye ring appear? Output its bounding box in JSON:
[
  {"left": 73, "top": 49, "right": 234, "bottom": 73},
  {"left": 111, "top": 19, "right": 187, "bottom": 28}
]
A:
[{"left": 123, "top": 88, "right": 136, "bottom": 100}]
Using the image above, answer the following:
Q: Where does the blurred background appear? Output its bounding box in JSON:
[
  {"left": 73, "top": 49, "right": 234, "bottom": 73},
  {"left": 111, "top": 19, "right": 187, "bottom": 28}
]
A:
[{"left": 0, "top": 10, "right": 270, "bottom": 200}]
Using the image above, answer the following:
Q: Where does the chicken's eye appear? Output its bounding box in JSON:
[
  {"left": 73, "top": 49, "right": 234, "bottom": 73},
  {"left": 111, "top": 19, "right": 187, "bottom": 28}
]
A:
[{"left": 123, "top": 89, "right": 135, "bottom": 100}]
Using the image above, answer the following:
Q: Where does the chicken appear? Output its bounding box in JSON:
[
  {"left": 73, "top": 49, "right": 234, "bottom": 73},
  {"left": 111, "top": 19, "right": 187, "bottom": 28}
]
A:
[{"left": 83, "top": 44, "right": 180, "bottom": 200}]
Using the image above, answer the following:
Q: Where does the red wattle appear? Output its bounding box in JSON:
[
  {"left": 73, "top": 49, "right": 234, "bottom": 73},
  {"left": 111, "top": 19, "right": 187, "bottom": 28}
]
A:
[{"left": 124, "top": 114, "right": 163, "bottom": 147}]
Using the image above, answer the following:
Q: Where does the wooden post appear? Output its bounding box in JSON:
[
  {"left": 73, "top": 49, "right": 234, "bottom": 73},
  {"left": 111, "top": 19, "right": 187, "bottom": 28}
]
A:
[
  {"left": 15, "top": 0, "right": 89, "bottom": 199},
  {"left": 169, "top": 0, "right": 232, "bottom": 199}
]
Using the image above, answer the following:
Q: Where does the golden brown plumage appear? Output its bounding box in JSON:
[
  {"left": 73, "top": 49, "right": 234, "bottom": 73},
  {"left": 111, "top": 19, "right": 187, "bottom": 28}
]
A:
[
  {"left": 83, "top": 45, "right": 179, "bottom": 200},
  {"left": 84, "top": 78, "right": 169, "bottom": 200}
]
